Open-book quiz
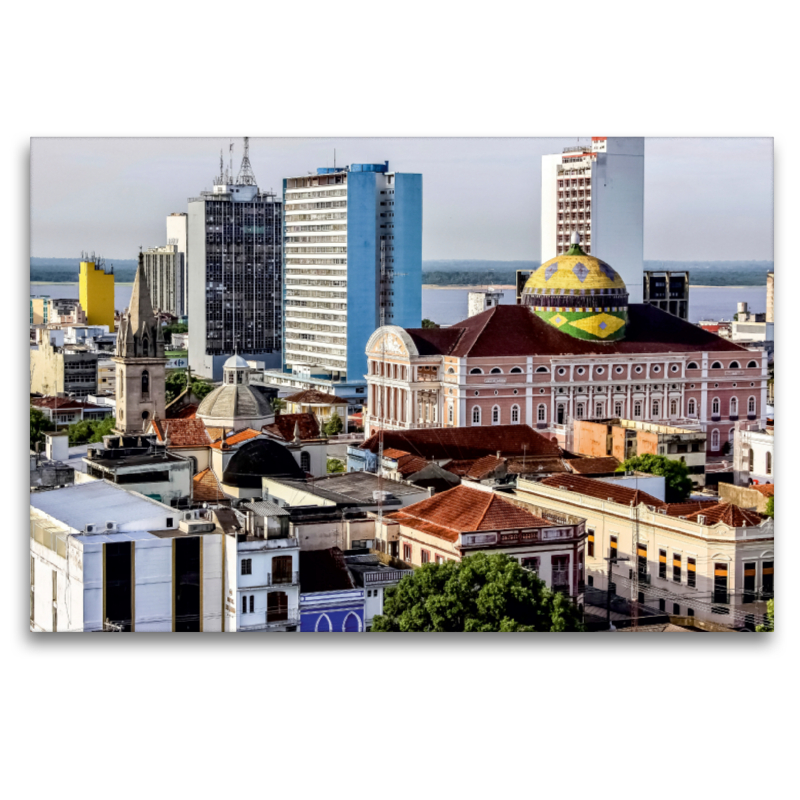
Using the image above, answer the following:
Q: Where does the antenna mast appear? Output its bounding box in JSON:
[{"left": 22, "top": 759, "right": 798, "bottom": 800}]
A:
[{"left": 236, "top": 136, "right": 258, "bottom": 185}]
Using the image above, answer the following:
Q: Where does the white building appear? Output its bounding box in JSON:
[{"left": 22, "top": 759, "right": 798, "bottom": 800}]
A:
[
  {"left": 541, "top": 137, "right": 645, "bottom": 302},
  {"left": 30, "top": 481, "right": 222, "bottom": 632},
  {"left": 166, "top": 212, "right": 189, "bottom": 317},
  {"left": 733, "top": 421, "right": 774, "bottom": 486},
  {"left": 468, "top": 289, "right": 504, "bottom": 318},
  {"left": 143, "top": 244, "right": 183, "bottom": 318}
]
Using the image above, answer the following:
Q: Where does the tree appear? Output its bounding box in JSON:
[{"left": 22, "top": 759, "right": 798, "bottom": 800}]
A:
[
  {"left": 67, "top": 415, "right": 116, "bottom": 445},
  {"left": 617, "top": 453, "right": 693, "bottom": 502},
  {"left": 30, "top": 407, "right": 51, "bottom": 450},
  {"left": 421, "top": 318, "right": 440, "bottom": 329},
  {"left": 370, "top": 552, "right": 584, "bottom": 632},
  {"left": 323, "top": 411, "right": 343, "bottom": 436},
  {"left": 764, "top": 496, "right": 774, "bottom": 518},
  {"left": 327, "top": 457, "right": 345, "bottom": 474},
  {"left": 165, "top": 370, "right": 215, "bottom": 404},
  {"left": 756, "top": 598, "right": 774, "bottom": 632},
  {"left": 271, "top": 397, "right": 286, "bottom": 416},
  {"left": 161, "top": 321, "right": 188, "bottom": 346}
]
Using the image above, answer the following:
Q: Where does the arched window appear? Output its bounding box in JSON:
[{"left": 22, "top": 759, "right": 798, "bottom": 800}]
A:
[
  {"left": 614, "top": 402, "right": 623, "bottom": 417},
  {"left": 711, "top": 429, "right": 720, "bottom": 450},
  {"left": 711, "top": 361, "right": 722, "bottom": 369},
  {"left": 510, "top": 367, "right": 523, "bottom": 374},
  {"left": 119, "top": 373, "right": 123, "bottom": 399},
  {"left": 315, "top": 614, "right": 332, "bottom": 632},
  {"left": 343, "top": 612, "right": 361, "bottom": 632},
  {"left": 472, "top": 406, "right": 481, "bottom": 425},
  {"left": 766, "top": 452, "right": 772, "bottom": 475},
  {"left": 747, "top": 360, "right": 758, "bottom": 368},
  {"left": 300, "top": 451, "right": 311, "bottom": 473},
  {"left": 576, "top": 403, "right": 585, "bottom": 419},
  {"left": 634, "top": 401, "right": 642, "bottom": 418},
  {"left": 730, "top": 397, "right": 738, "bottom": 416},
  {"left": 142, "top": 337, "right": 149, "bottom": 357},
  {"left": 687, "top": 398, "right": 696, "bottom": 416},
  {"left": 492, "top": 405, "right": 500, "bottom": 424},
  {"left": 670, "top": 399, "right": 678, "bottom": 416},
  {"left": 490, "top": 367, "right": 502, "bottom": 374},
  {"left": 712, "top": 397, "right": 720, "bottom": 415},
  {"left": 537, "top": 404, "right": 546, "bottom": 422},
  {"left": 728, "top": 428, "right": 735, "bottom": 445},
  {"left": 746, "top": 447, "right": 754, "bottom": 471},
  {"left": 141, "top": 369, "right": 149, "bottom": 396},
  {"left": 748, "top": 396, "right": 756, "bottom": 414},
  {"left": 652, "top": 400, "right": 660, "bottom": 417},
  {"left": 447, "top": 367, "right": 455, "bottom": 374},
  {"left": 535, "top": 366, "right": 549, "bottom": 373},
  {"left": 469, "top": 368, "right": 483, "bottom": 375},
  {"left": 729, "top": 361, "right": 740, "bottom": 369},
  {"left": 511, "top": 405, "right": 520, "bottom": 423},
  {"left": 687, "top": 361, "right": 699, "bottom": 369}
]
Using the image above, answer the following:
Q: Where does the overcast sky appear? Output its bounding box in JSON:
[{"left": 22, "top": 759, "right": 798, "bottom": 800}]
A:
[{"left": 30, "top": 137, "right": 773, "bottom": 262}]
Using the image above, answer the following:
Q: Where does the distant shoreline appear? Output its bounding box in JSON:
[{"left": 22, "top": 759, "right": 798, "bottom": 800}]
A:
[
  {"left": 423, "top": 284, "right": 516, "bottom": 290},
  {"left": 30, "top": 281, "right": 134, "bottom": 286}
]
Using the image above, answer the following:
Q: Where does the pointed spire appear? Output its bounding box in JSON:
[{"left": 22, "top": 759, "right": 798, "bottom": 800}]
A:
[
  {"left": 129, "top": 251, "right": 156, "bottom": 334},
  {"left": 236, "top": 136, "right": 258, "bottom": 186}
]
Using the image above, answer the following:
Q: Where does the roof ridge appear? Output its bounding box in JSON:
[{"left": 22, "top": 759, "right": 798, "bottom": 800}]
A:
[
  {"left": 474, "top": 488, "right": 497, "bottom": 529},
  {"left": 462, "top": 303, "right": 500, "bottom": 356}
]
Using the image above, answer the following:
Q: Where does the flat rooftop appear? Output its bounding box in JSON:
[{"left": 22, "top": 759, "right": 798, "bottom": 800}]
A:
[
  {"left": 86, "top": 451, "right": 189, "bottom": 470},
  {"left": 310, "top": 472, "right": 424, "bottom": 504}
]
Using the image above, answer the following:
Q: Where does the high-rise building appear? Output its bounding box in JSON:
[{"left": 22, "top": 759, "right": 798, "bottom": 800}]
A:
[
  {"left": 187, "top": 139, "right": 282, "bottom": 381},
  {"left": 113, "top": 252, "right": 166, "bottom": 434},
  {"left": 541, "top": 137, "right": 644, "bottom": 303},
  {"left": 143, "top": 244, "right": 182, "bottom": 317},
  {"left": 79, "top": 255, "right": 115, "bottom": 331},
  {"left": 643, "top": 270, "right": 690, "bottom": 320},
  {"left": 166, "top": 212, "right": 189, "bottom": 317},
  {"left": 766, "top": 271, "right": 774, "bottom": 323},
  {"left": 271, "top": 161, "right": 422, "bottom": 400}
]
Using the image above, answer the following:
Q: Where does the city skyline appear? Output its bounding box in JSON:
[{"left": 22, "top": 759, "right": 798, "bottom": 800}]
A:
[{"left": 30, "top": 137, "right": 773, "bottom": 263}]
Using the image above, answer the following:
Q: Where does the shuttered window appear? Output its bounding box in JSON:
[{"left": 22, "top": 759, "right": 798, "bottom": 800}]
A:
[
  {"left": 637, "top": 544, "right": 647, "bottom": 577},
  {"left": 673, "top": 554, "right": 682, "bottom": 583},
  {"left": 610, "top": 535, "right": 618, "bottom": 558},
  {"left": 687, "top": 557, "right": 696, "bottom": 588},
  {"left": 713, "top": 563, "right": 729, "bottom": 604},
  {"left": 587, "top": 530, "right": 595, "bottom": 558},
  {"left": 743, "top": 562, "right": 756, "bottom": 603},
  {"left": 659, "top": 549, "right": 667, "bottom": 579},
  {"left": 762, "top": 561, "right": 774, "bottom": 597}
]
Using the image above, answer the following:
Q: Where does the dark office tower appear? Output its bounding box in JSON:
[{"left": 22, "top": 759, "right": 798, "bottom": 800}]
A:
[{"left": 188, "top": 138, "right": 283, "bottom": 381}]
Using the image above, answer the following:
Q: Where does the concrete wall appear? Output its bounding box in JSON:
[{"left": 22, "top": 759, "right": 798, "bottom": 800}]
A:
[
  {"left": 718, "top": 483, "right": 770, "bottom": 512},
  {"left": 573, "top": 420, "right": 609, "bottom": 457}
]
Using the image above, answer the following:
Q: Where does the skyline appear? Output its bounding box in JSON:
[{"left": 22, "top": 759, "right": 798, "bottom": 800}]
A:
[{"left": 30, "top": 137, "right": 773, "bottom": 263}]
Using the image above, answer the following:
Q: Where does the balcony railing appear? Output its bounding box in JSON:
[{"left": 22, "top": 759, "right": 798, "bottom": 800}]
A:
[
  {"left": 267, "top": 571, "right": 299, "bottom": 586},
  {"left": 240, "top": 612, "right": 300, "bottom": 631},
  {"left": 364, "top": 569, "right": 414, "bottom": 585}
]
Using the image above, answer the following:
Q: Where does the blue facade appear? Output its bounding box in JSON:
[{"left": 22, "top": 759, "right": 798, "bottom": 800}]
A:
[
  {"left": 300, "top": 590, "right": 365, "bottom": 632},
  {"left": 389, "top": 173, "right": 423, "bottom": 330}
]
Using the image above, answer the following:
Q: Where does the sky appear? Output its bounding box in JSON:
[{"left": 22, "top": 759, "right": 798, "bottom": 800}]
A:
[{"left": 30, "top": 137, "right": 773, "bottom": 262}]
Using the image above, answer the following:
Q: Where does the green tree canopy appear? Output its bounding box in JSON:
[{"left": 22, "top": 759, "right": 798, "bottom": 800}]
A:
[
  {"left": 271, "top": 397, "right": 286, "bottom": 416},
  {"left": 617, "top": 453, "right": 693, "bottom": 502},
  {"left": 370, "top": 552, "right": 584, "bottom": 632},
  {"left": 327, "top": 457, "right": 345, "bottom": 474},
  {"left": 421, "top": 318, "right": 440, "bottom": 329},
  {"left": 322, "top": 411, "right": 343, "bottom": 436},
  {"left": 67, "top": 415, "right": 116, "bottom": 445},
  {"left": 764, "top": 496, "right": 774, "bottom": 518},
  {"left": 756, "top": 598, "right": 774, "bottom": 632},
  {"left": 161, "top": 322, "right": 188, "bottom": 346},
  {"left": 165, "top": 370, "right": 215, "bottom": 404},
  {"left": 30, "top": 407, "right": 51, "bottom": 450}
]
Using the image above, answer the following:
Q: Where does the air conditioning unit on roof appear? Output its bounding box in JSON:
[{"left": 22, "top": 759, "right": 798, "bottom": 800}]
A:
[{"left": 84, "top": 523, "right": 97, "bottom": 533}]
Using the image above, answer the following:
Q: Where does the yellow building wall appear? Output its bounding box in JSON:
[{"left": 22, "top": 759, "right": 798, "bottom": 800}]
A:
[{"left": 79, "top": 262, "right": 115, "bottom": 332}]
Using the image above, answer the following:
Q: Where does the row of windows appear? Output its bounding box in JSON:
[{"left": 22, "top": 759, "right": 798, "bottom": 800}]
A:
[
  {"left": 471, "top": 405, "right": 523, "bottom": 425},
  {"left": 468, "top": 366, "right": 524, "bottom": 375},
  {"left": 687, "top": 360, "right": 759, "bottom": 370}
]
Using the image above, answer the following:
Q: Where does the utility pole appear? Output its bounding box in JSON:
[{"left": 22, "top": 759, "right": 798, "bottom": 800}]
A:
[{"left": 605, "top": 553, "right": 630, "bottom": 631}]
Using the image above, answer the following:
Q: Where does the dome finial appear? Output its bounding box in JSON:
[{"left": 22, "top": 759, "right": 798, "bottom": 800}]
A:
[{"left": 566, "top": 230, "right": 585, "bottom": 256}]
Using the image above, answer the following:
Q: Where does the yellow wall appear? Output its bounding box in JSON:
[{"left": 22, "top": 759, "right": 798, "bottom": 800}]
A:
[{"left": 79, "top": 262, "right": 115, "bottom": 332}]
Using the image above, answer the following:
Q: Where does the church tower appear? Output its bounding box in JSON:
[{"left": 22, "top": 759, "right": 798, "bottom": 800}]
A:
[{"left": 113, "top": 252, "right": 167, "bottom": 434}]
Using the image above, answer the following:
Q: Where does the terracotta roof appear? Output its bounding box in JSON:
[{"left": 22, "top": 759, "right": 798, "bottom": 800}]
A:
[
  {"left": 168, "top": 403, "right": 198, "bottom": 419},
  {"left": 263, "top": 413, "right": 321, "bottom": 442},
  {"left": 395, "top": 454, "right": 430, "bottom": 476},
  {"left": 568, "top": 456, "right": 621, "bottom": 475},
  {"left": 299, "top": 548, "right": 355, "bottom": 593},
  {"left": 283, "top": 389, "right": 345, "bottom": 405},
  {"left": 752, "top": 484, "right": 775, "bottom": 497},
  {"left": 151, "top": 418, "right": 212, "bottom": 447},
  {"left": 193, "top": 468, "right": 226, "bottom": 502},
  {"left": 683, "top": 502, "right": 764, "bottom": 527},
  {"left": 361, "top": 425, "right": 561, "bottom": 461},
  {"left": 443, "top": 454, "right": 505, "bottom": 480},
  {"left": 209, "top": 428, "right": 263, "bottom": 449},
  {"left": 538, "top": 474, "right": 666, "bottom": 508},
  {"left": 30, "top": 397, "right": 105, "bottom": 411},
  {"left": 661, "top": 501, "right": 718, "bottom": 518},
  {"left": 505, "top": 456, "right": 570, "bottom": 475},
  {"left": 401, "top": 304, "right": 746, "bottom": 358},
  {"left": 383, "top": 448, "right": 412, "bottom": 460},
  {"left": 385, "top": 484, "right": 552, "bottom": 543}
]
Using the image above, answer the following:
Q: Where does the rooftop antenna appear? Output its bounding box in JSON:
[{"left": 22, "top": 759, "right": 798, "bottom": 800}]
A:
[{"left": 237, "top": 136, "right": 257, "bottom": 186}]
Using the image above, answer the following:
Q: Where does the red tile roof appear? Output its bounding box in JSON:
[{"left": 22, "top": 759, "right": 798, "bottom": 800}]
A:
[
  {"left": 505, "top": 456, "right": 570, "bottom": 475},
  {"left": 283, "top": 389, "right": 346, "bottom": 405},
  {"left": 30, "top": 397, "right": 105, "bottom": 411},
  {"left": 661, "top": 501, "right": 718, "bottom": 518},
  {"left": 209, "top": 428, "right": 263, "bottom": 449},
  {"left": 151, "top": 418, "right": 212, "bottom": 447},
  {"left": 568, "top": 456, "right": 621, "bottom": 475},
  {"left": 538, "top": 474, "right": 666, "bottom": 508},
  {"left": 403, "top": 304, "right": 746, "bottom": 358},
  {"left": 395, "top": 454, "right": 430, "bottom": 476},
  {"left": 168, "top": 403, "right": 198, "bottom": 419},
  {"left": 684, "top": 502, "right": 764, "bottom": 527},
  {"left": 382, "top": 448, "right": 412, "bottom": 460},
  {"left": 361, "top": 425, "right": 561, "bottom": 461},
  {"left": 263, "top": 413, "right": 321, "bottom": 442},
  {"left": 443, "top": 454, "right": 505, "bottom": 480},
  {"left": 752, "top": 484, "right": 775, "bottom": 497},
  {"left": 386, "top": 484, "right": 551, "bottom": 543},
  {"left": 193, "top": 468, "right": 226, "bottom": 502}
]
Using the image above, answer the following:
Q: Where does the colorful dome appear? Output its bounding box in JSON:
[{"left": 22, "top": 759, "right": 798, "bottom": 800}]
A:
[{"left": 522, "top": 234, "right": 628, "bottom": 341}]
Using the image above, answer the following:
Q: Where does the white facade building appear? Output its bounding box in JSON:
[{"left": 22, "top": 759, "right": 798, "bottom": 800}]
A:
[
  {"left": 143, "top": 244, "right": 183, "bottom": 318},
  {"left": 468, "top": 289, "right": 504, "bottom": 318},
  {"left": 734, "top": 421, "right": 774, "bottom": 486},
  {"left": 541, "top": 137, "right": 645, "bottom": 302},
  {"left": 166, "top": 212, "right": 189, "bottom": 317}
]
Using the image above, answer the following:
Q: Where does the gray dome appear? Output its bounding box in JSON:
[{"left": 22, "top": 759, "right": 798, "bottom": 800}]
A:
[
  {"left": 197, "top": 383, "right": 273, "bottom": 426},
  {"left": 224, "top": 353, "right": 250, "bottom": 369}
]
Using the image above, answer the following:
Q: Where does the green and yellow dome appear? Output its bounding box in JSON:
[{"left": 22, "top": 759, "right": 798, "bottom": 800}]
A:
[{"left": 522, "top": 233, "right": 628, "bottom": 341}]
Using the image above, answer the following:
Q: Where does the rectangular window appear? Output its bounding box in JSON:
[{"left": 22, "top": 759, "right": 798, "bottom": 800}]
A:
[
  {"left": 587, "top": 530, "right": 595, "bottom": 557},
  {"left": 403, "top": 544, "right": 412, "bottom": 562},
  {"left": 421, "top": 549, "right": 430, "bottom": 564},
  {"left": 762, "top": 561, "right": 773, "bottom": 597},
  {"left": 659, "top": 599, "right": 666, "bottom": 612},
  {"left": 673, "top": 554, "right": 682, "bottom": 583},
  {"left": 241, "top": 558, "right": 252, "bottom": 575},
  {"left": 687, "top": 557, "right": 696, "bottom": 588},
  {"left": 587, "top": 575, "right": 594, "bottom": 587},
  {"left": 521, "top": 557, "right": 540, "bottom": 575},
  {"left": 249, "top": 595, "right": 255, "bottom": 614},
  {"left": 688, "top": 608, "right": 694, "bottom": 617},
  {"left": 713, "top": 563, "right": 729, "bottom": 604},
  {"left": 659, "top": 549, "right": 667, "bottom": 579},
  {"left": 552, "top": 555, "right": 570, "bottom": 592},
  {"left": 610, "top": 535, "right": 618, "bottom": 558},
  {"left": 614, "top": 402, "right": 623, "bottom": 417},
  {"left": 242, "top": 595, "right": 247, "bottom": 615},
  {"left": 743, "top": 562, "right": 756, "bottom": 603},
  {"left": 637, "top": 544, "right": 647, "bottom": 578},
  {"left": 673, "top": 603, "right": 680, "bottom": 615}
]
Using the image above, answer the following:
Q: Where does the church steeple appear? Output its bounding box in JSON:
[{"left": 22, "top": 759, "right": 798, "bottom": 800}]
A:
[{"left": 116, "top": 251, "right": 165, "bottom": 359}]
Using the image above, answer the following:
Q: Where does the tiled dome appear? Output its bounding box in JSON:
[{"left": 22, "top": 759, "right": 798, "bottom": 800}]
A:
[{"left": 521, "top": 233, "right": 628, "bottom": 341}]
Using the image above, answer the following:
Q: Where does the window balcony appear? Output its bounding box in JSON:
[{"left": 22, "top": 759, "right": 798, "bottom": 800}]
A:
[{"left": 267, "top": 571, "right": 299, "bottom": 586}]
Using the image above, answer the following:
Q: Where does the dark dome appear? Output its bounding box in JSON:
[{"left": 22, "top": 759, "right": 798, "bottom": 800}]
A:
[{"left": 222, "top": 439, "right": 305, "bottom": 488}]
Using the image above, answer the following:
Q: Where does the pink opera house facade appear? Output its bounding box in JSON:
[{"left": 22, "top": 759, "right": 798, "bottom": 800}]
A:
[{"left": 364, "top": 243, "right": 768, "bottom": 456}]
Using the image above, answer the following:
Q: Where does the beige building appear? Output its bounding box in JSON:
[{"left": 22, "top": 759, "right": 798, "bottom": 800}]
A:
[
  {"left": 30, "top": 339, "right": 98, "bottom": 398},
  {"left": 512, "top": 474, "right": 773, "bottom": 629},
  {"left": 113, "top": 253, "right": 167, "bottom": 434}
]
